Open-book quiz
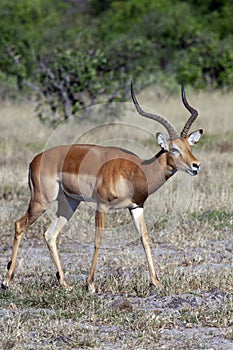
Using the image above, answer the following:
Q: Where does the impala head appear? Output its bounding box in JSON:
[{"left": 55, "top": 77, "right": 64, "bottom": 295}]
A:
[{"left": 131, "top": 81, "right": 203, "bottom": 176}]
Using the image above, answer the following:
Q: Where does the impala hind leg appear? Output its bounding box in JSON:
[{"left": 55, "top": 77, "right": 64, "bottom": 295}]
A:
[
  {"left": 2, "top": 201, "right": 46, "bottom": 289},
  {"left": 43, "top": 195, "right": 80, "bottom": 289},
  {"left": 87, "top": 206, "right": 107, "bottom": 293},
  {"left": 129, "top": 207, "right": 161, "bottom": 288}
]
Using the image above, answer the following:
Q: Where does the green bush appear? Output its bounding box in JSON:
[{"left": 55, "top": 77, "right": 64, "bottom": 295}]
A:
[
  {"left": 36, "top": 46, "right": 128, "bottom": 125},
  {"left": 0, "top": 0, "right": 77, "bottom": 89},
  {"left": 1, "top": 0, "right": 233, "bottom": 123}
]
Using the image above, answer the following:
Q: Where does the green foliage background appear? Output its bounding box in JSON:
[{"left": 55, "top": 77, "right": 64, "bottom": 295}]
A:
[{"left": 1, "top": 0, "right": 233, "bottom": 122}]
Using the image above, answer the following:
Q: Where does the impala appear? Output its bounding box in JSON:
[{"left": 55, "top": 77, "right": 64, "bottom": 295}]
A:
[{"left": 3, "top": 81, "right": 203, "bottom": 292}]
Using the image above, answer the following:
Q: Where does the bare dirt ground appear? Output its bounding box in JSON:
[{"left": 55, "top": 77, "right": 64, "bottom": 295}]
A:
[{"left": 0, "top": 90, "right": 232, "bottom": 349}]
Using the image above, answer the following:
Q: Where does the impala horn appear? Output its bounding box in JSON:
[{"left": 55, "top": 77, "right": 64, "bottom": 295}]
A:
[
  {"left": 131, "top": 81, "right": 179, "bottom": 140},
  {"left": 180, "top": 81, "right": 198, "bottom": 138}
]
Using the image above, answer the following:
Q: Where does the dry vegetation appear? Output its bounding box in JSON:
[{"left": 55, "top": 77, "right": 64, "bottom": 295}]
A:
[{"left": 0, "top": 89, "right": 233, "bottom": 349}]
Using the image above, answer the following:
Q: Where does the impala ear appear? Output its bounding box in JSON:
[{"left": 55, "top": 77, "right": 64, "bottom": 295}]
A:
[
  {"left": 156, "top": 132, "right": 169, "bottom": 150},
  {"left": 187, "top": 129, "right": 203, "bottom": 145}
]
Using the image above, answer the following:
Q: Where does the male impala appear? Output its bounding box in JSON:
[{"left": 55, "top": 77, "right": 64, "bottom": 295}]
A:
[{"left": 3, "top": 82, "right": 203, "bottom": 292}]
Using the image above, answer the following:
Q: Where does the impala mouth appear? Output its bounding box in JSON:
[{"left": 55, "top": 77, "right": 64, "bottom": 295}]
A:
[{"left": 186, "top": 169, "right": 198, "bottom": 176}]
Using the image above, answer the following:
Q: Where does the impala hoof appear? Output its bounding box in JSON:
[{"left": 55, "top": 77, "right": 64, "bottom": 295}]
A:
[
  {"left": 64, "top": 284, "right": 73, "bottom": 292},
  {"left": 1, "top": 281, "right": 9, "bottom": 290},
  {"left": 87, "top": 282, "right": 96, "bottom": 294},
  {"left": 56, "top": 272, "right": 71, "bottom": 290},
  {"left": 60, "top": 280, "right": 72, "bottom": 291},
  {"left": 151, "top": 279, "right": 162, "bottom": 289}
]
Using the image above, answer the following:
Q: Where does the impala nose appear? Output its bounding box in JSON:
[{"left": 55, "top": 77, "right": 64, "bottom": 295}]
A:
[{"left": 192, "top": 162, "right": 200, "bottom": 175}]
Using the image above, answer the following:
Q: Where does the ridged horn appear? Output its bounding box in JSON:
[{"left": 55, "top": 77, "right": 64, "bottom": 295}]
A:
[
  {"left": 180, "top": 81, "right": 198, "bottom": 138},
  {"left": 131, "top": 81, "right": 179, "bottom": 140}
]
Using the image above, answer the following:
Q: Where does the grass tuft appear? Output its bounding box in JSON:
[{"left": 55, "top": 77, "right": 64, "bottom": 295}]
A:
[{"left": 190, "top": 209, "right": 233, "bottom": 230}]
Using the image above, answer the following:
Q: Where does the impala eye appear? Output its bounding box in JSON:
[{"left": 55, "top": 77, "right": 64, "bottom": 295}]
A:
[{"left": 170, "top": 147, "right": 179, "bottom": 153}]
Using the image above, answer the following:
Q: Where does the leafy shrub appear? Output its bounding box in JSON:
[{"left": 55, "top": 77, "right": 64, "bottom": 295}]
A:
[
  {"left": 36, "top": 46, "right": 128, "bottom": 125},
  {"left": 1, "top": 0, "right": 233, "bottom": 123}
]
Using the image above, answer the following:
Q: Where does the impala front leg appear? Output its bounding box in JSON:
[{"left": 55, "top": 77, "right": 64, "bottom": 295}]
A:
[
  {"left": 87, "top": 206, "right": 107, "bottom": 294},
  {"left": 130, "top": 206, "right": 161, "bottom": 288}
]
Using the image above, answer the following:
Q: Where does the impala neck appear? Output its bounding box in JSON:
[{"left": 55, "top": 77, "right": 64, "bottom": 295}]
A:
[{"left": 142, "top": 150, "right": 177, "bottom": 195}]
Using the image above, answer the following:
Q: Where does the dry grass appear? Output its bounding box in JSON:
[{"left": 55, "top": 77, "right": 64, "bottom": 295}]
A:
[{"left": 0, "top": 89, "right": 233, "bottom": 349}]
